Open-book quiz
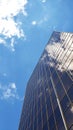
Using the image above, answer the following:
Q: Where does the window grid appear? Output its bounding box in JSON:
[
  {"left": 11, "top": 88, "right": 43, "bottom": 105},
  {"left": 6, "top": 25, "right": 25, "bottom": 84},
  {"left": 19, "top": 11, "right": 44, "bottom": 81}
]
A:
[{"left": 19, "top": 32, "right": 73, "bottom": 130}]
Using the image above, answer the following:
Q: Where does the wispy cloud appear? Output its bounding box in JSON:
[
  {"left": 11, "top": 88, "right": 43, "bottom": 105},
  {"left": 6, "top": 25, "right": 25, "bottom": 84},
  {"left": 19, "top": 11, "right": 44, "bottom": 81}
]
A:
[
  {"left": 0, "top": 82, "right": 23, "bottom": 102},
  {"left": 0, "top": 38, "right": 6, "bottom": 45},
  {"left": 31, "top": 15, "right": 49, "bottom": 27},
  {"left": 0, "top": 0, "right": 28, "bottom": 51},
  {"left": 41, "top": 0, "right": 47, "bottom": 3}
]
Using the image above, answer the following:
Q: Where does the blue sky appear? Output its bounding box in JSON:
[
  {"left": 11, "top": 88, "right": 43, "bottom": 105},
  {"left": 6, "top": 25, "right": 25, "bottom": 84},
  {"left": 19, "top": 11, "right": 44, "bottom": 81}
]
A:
[{"left": 0, "top": 0, "right": 73, "bottom": 130}]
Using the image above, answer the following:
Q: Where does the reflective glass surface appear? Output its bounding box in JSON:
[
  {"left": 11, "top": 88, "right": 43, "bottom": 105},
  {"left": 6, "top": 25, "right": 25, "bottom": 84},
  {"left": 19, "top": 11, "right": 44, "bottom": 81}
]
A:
[{"left": 19, "top": 32, "right": 73, "bottom": 130}]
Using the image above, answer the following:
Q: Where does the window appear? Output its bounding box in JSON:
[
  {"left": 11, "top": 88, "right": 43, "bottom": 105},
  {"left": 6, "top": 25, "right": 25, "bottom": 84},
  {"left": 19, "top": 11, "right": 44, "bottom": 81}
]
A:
[
  {"left": 37, "top": 98, "right": 41, "bottom": 113},
  {"left": 54, "top": 106, "right": 61, "bottom": 122},
  {"left": 41, "top": 92, "right": 45, "bottom": 108},
  {"left": 69, "top": 124, "right": 73, "bottom": 130},
  {"left": 64, "top": 105, "right": 73, "bottom": 128},
  {"left": 46, "top": 96, "right": 53, "bottom": 118},
  {"left": 52, "top": 71, "right": 59, "bottom": 85},
  {"left": 60, "top": 94, "right": 70, "bottom": 112},
  {"left": 49, "top": 66, "right": 55, "bottom": 75},
  {"left": 37, "top": 111, "right": 41, "bottom": 124},
  {"left": 43, "top": 122, "right": 48, "bottom": 130},
  {"left": 42, "top": 105, "right": 47, "bottom": 125},
  {"left": 57, "top": 117, "right": 65, "bottom": 130},
  {"left": 33, "top": 118, "right": 37, "bottom": 130},
  {"left": 67, "top": 86, "right": 73, "bottom": 102},
  {"left": 56, "top": 81, "right": 65, "bottom": 100},
  {"left": 29, "top": 124, "right": 33, "bottom": 130},
  {"left": 48, "top": 114, "right": 56, "bottom": 130},
  {"left": 48, "top": 80, "right": 53, "bottom": 94},
  {"left": 51, "top": 90, "right": 58, "bottom": 110},
  {"left": 61, "top": 72, "right": 72, "bottom": 91},
  {"left": 38, "top": 121, "right": 42, "bottom": 130}
]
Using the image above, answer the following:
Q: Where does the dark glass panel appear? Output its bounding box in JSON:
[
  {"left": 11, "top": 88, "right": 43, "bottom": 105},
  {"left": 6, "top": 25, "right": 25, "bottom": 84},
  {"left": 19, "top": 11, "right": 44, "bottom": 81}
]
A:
[
  {"left": 54, "top": 106, "right": 61, "bottom": 122},
  {"left": 37, "top": 98, "right": 41, "bottom": 113},
  {"left": 34, "top": 104, "right": 37, "bottom": 117},
  {"left": 40, "top": 85, "right": 44, "bottom": 94},
  {"left": 57, "top": 118, "right": 65, "bottom": 130},
  {"left": 52, "top": 71, "right": 59, "bottom": 85},
  {"left": 37, "top": 111, "right": 41, "bottom": 124},
  {"left": 61, "top": 72, "right": 72, "bottom": 91},
  {"left": 64, "top": 105, "right": 73, "bottom": 128},
  {"left": 46, "top": 96, "right": 53, "bottom": 118},
  {"left": 43, "top": 122, "right": 48, "bottom": 130},
  {"left": 48, "top": 80, "right": 53, "bottom": 94},
  {"left": 51, "top": 90, "right": 58, "bottom": 110},
  {"left": 56, "top": 81, "right": 65, "bottom": 100},
  {"left": 27, "top": 116, "right": 30, "bottom": 128},
  {"left": 52, "top": 127, "right": 57, "bottom": 130},
  {"left": 38, "top": 121, "right": 42, "bottom": 130},
  {"left": 41, "top": 93, "right": 45, "bottom": 108},
  {"left": 44, "top": 83, "right": 49, "bottom": 94},
  {"left": 48, "top": 114, "right": 56, "bottom": 130},
  {"left": 30, "top": 112, "right": 33, "bottom": 125},
  {"left": 24, "top": 119, "right": 27, "bottom": 130},
  {"left": 33, "top": 118, "right": 37, "bottom": 130},
  {"left": 42, "top": 105, "right": 47, "bottom": 125},
  {"left": 60, "top": 94, "right": 70, "bottom": 112},
  {"left": 49, "top": 66, "right": 55, "bottom": 74},
  {"left": 45, "top": 65, "right": 50, "bottom": 77},
  {"left": 69, "top": 125, "right": 73, "bottom": 130},
  {"left": 56, "top": 69, "right": 62, "bottom": 79},
  {"left": 67, "top": 86, "right": 73, "bottom": 102},
  {"left": 29, "top": 124, "right": 33, "bottom": 130}
]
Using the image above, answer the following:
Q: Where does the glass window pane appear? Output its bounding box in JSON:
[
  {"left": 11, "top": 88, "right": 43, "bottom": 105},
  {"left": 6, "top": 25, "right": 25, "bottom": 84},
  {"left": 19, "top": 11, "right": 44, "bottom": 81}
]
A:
[
  {"left": 29, "top": 124, "right": 33, "bottom": 130},
  {"left": 67, "top": 86, "right": 73, "bottom": 102},
  {"left": 56, "top": 81, "right": 65, "bottom": 100},
  {"left": 37, "top": 98, "right": 41, "bottom": 113},
  {"left": 61, "top": 72, "right": 72, "bottom": 91},
  {"left": 52, "top": 71, "right": 59, "bottom": 85},
  {"left": 38, "top": 121, "right": 42, "bottom": 130},
  {"left": 42, "top": 105, "right": 47, "bottom": 125},
  {"left": 69, "top": 125, "right": 73, "bottom": 130},
  {"left": 33, "top": 119, "right": 37, "bottom": 130},
  {"left": 48, "top": 114, "right": 56, "bottom": 130},
  {"left": 57, "top": 118, "right": 65, "bottom": 130},
  {"left": 46, "top": 96, "right": 53, "bottom": 118},
  {"left": 51, "top": 90, "right": 58, "bottom": 110},
  {"left": 48, "top": 80, "right": 53, "bottom": 94},
  {"left": 64, "top": 105, "right": 73, "bottom": 128},
  {"left": 38, "top": 111, "right": 41, "bottom": 124},
  {"left": 43, "top": 122, "right": 48, "bottom": 130},
  {"left": 60, "top": 94, "right": 70, "bottom": 112},
  {"left": 54, "top": 106, "right": 61, "bottom": 122}
]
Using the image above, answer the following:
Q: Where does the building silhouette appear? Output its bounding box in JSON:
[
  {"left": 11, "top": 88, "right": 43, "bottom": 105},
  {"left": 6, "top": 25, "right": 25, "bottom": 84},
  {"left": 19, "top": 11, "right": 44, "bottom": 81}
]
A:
[{"left": 19, "top": 32, "right": 73, "bottom": 130}]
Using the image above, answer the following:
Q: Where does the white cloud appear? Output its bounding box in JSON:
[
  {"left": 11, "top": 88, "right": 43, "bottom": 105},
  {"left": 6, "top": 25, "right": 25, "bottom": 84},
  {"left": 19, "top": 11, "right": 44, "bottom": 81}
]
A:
[
  {"left": 0, "top": 0, "right": 28, "bottom": 51},
  {"left": 10, "top": 83, "right": 16, "bottom": 89},
  {"left": 0, "top": 0, "right": 28, "bottom": 18},
  {"left": 31, "top": 21, "right": 37, "bottom": 25},
  {"left": 31, "top": 16, "right": 49, "bottom": 27},
  {"left": 0, "top": 18, "right": 24, "bottom": 38},
  {"left": 0, "top": 82, "right": 22, "bottom": 102},
  {"left": 0, "top": 38, "right": 6, "bottom": 45},
  {"left": 10, "top": 38, "right": 15, "bottom": 52}
]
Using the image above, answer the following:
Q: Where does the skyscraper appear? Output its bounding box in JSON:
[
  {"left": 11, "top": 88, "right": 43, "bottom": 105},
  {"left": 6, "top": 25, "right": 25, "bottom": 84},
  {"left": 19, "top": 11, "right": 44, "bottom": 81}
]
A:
[{"left": 19, "top": 32, "right": 73, "bottom": 130}]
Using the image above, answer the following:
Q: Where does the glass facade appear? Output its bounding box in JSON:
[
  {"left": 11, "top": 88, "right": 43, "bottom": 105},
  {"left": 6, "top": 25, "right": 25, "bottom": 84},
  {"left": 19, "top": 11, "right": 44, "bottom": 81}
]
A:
[{"left": 19, "top": 32, "right": 73, "bottom": 130}]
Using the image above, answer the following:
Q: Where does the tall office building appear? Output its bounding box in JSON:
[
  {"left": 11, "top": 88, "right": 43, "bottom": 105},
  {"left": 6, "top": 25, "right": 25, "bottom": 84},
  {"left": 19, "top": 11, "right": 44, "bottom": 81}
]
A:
[{"left": 19, "top": 32, "right": 73, "bottom": 130}]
